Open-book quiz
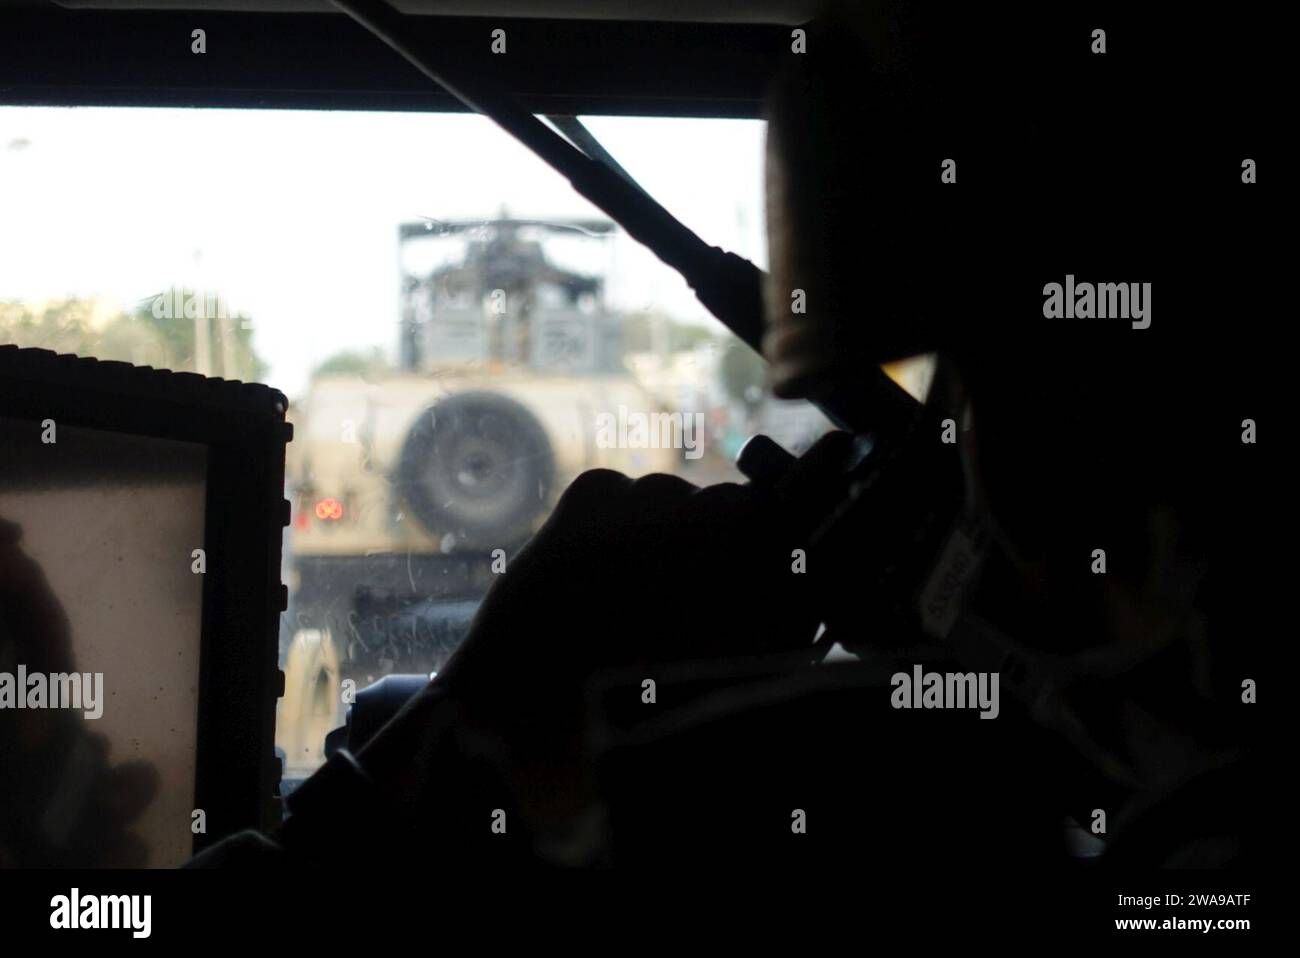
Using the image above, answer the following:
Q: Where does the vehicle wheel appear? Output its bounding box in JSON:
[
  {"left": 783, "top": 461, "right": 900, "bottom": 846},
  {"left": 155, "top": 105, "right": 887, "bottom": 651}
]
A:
[
  {"left": 397, "top": 391, "right": 554, "bottom": 550},
  {"left": 276, "top": 627, "right": 343, "bottom": 777}
]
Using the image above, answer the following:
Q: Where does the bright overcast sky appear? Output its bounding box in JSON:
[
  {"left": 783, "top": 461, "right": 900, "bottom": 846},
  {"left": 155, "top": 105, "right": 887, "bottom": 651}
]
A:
[{"left": 0, "top": 107, "right": 766, "bottom": 397}]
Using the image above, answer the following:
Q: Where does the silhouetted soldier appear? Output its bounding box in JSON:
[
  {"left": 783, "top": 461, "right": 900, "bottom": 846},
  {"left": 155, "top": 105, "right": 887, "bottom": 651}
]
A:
[{"left": 192, "top": 2, "right": 1265, "bottom": 875}]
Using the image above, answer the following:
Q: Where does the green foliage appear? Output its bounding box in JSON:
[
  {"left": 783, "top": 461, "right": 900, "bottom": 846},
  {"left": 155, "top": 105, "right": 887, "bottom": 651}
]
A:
[
  {"left": 0, "top": 299, "right": 96, "bottom": 355},
  {"left": 311, "top": 347, "right": 391, "bottom": 380},
  {"left": 719, "top": 339, "right": 767, "bottom": 407},
  {"left": 0, "top": 292, "right": 268, "bottom": 381}
]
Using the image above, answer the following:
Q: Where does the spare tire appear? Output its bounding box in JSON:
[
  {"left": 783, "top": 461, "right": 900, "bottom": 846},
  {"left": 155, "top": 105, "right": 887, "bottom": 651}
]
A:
[{"left": 397, "top": 391, "right": 554, "bottom": 550}]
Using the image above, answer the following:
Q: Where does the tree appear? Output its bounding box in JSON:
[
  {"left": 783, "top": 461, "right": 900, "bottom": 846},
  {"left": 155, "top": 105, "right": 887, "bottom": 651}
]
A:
[
  {"left": 311, "top": 347, "right": 391, "bottom": 380},
  {"left": 719, "top": 339, "right": 767, "bottom": 409},
  {"left": 126, "top": 290, "right": 267, "bottom": 381},
  {"left": 0, "top": 293, "right": 268, "bottom": 381},
  {"left": 0, "top": 299, "right": 97, "bottom": 356}
]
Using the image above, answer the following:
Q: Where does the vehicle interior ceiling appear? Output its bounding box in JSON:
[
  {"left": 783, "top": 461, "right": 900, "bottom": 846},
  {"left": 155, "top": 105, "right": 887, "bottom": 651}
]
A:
[{"left": 4, "top": 1, "right": 808, "bottom": 116}]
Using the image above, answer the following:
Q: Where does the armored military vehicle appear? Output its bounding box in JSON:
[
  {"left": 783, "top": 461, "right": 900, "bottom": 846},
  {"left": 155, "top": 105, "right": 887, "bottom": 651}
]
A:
[{"left": 278, "top": 217, "right": 677, "bottom": 772}]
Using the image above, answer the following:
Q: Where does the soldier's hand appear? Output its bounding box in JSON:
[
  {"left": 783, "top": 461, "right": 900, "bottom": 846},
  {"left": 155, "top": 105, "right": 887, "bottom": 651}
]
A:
[
  {"left": 441, "top": 434, "right": 853, "bottom": 727},
  {"left": 356, "top": 432, "right": 852, "bottom": 843}
]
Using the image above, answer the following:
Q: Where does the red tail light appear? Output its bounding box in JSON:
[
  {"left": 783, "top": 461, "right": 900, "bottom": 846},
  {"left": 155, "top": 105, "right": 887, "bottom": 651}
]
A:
[{"left": 314, "top": 498, "right": 344, "bottom": 521}]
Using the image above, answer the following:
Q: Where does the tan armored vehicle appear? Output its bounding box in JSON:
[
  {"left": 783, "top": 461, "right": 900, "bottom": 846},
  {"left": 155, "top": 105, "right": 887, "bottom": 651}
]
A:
[{"left": 278, "top": 219, "right": 676, "bottom": 772}]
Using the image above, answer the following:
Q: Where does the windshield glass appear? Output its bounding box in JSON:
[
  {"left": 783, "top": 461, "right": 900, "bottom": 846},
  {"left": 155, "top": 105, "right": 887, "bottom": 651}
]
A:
[{"left": 1, "top": 107, "right": 927, "bottom": 787}]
